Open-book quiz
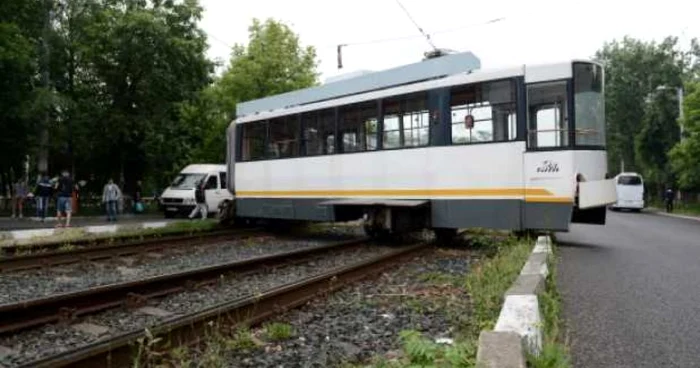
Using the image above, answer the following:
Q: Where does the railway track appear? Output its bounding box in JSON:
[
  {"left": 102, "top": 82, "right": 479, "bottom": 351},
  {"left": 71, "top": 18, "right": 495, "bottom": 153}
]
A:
[
  {"left": 3, "top": 238, "right": 428, "bottom": 368},
  {"left": 0, "top": 228, "right": 259, "bottom": 273}
]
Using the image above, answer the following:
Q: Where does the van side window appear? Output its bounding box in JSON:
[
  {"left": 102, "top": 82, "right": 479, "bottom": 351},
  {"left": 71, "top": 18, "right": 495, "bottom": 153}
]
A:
[
  {"left": 219, "top": 172, "right": 227, "bottom": 189},
  {"left": 204, "top": 175, "right": 218, "bottom": 190}
]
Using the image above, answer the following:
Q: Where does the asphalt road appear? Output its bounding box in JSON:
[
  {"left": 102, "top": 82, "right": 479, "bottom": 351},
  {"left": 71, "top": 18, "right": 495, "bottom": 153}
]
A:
[{"left": 557, "top": 210, "right": 700, "bottom": 368}]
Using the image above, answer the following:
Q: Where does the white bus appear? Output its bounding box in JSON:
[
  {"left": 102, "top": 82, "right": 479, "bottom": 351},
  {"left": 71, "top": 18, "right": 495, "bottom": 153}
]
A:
[
  {"left": 222, "top": 52, "right": 617, "bottom": 236},
  {"left": 611, "top": 172, "right": 644, "bottom": 211}
]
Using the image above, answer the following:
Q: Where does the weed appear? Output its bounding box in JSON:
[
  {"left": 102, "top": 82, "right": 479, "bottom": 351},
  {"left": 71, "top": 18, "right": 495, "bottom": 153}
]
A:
[
  {"left": 132, "top": 328, "right": 164, "bottom": 368},
  {"left": 57, "top": 243, "right": 76, "bottom": 252},
  {"left": 528, "top": 341, "right": 570, "bottom": 368},
  {"left": 400, "top": 330, "right": 439, "bottom": 365},
  {"left": 527, "top": 248, "right": 571, "bottom": 368},
  {"left": 464, "top": 238, "right": 532, "bottom": 332},
  {"left": 224, "top": 328, "right": 258, "bottom": 351},
  {"left": 394, "top": 330, "right": 475, "bottom": 368},
  {"left": 418, "top": 272, "right": 459, "bottom": 285},
  {"left": 264, "top": 322, "right": 294, "bottom": 341}
]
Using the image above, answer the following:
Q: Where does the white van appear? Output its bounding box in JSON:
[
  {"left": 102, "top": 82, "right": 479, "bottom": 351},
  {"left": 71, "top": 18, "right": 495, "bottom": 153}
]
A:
[
  {"left": 611, "top": 172, "right": 645, "bottom": 211},
  {"left": 159, "top": 164, "right": 233, "bottom": 218}
]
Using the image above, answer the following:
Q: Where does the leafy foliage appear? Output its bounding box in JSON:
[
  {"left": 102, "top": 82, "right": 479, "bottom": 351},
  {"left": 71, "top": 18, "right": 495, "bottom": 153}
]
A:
[
  {"left": 0, "top": 3, "right": 319, "bottom": 199},
  {"left": 396, "top": 330, "right": 475, "bottom": 368},
  {"left": 184, "top": 18, "right": 320, "bottom": 164},
  {"left": 670, "top": 81, "right": 700, "bottom": 191},
  {"left": 595, "top": 37, "right": 687, "bottom": 175},
  {"left": 635, "top": 88, "right": 681, "bottom": 195}
]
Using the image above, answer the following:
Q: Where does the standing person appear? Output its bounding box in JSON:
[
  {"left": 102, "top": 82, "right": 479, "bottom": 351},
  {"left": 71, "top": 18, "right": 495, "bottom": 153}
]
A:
[
  {"left": 133, "top": 180, "right": 143, "bottom": 214},
  {"left": 35, "top": 173, "right": 53, "bottom": 221},
  {"left": 55, "top": 170, "right": 75, "bottom": 227},
  {"left": 102, "top": 179, "right": 122, "bottom": 222},
  {"left": 188, "top": 179, "right": 207, "bottom": 220},
  {"left": 664, "top": 188, "right": 674, "bottom": 213},
  {"left": 11, "top": 179, "right": 28, "bottom": 218}
]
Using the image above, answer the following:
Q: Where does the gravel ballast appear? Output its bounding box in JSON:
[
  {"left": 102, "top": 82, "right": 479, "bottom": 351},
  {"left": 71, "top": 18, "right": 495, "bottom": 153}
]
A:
[
  {"left": 0, "top": 242, "right": 395, "bottom": 367},
  {"left": 0, "top": 233, "right": 356, "bottom": 304},
  {"left": 189, "top": 247, "right": 478, "bottom": 367}
]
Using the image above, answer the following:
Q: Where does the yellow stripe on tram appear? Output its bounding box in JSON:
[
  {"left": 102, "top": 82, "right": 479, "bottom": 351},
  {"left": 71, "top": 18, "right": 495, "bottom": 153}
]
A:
[{"left": 236, "top": 188, "right": 562, "bottom": 199}]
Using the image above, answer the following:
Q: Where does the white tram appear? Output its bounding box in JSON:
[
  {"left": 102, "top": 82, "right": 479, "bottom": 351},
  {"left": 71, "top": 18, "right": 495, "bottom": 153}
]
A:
[{"left": 223, "top": 52, "right": 617, "bottom": 235}]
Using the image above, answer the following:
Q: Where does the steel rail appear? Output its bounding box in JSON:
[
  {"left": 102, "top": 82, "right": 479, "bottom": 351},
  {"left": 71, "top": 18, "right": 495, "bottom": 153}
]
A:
[
  {"left": 19, "top": 242, "right": 427, "bottom": 368},
  {"left": 0, "top": 237, "right": 368, "bottom": 335}
]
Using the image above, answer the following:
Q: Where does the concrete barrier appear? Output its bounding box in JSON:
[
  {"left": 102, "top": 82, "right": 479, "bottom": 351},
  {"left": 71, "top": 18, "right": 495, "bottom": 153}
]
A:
[
  {"left": 0, "top": 220, "right": 180, "bottom": 244},
  {"left": 476, "top": 235, "right": 553, "bottom": 366}
]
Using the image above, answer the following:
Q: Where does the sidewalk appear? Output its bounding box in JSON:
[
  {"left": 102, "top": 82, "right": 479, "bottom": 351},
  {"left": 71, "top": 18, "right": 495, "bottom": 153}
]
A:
[
  {"left": 646, "top": 207, "right": 700, "bottom": 222},
  {"left": 0, "top": 214, "right": 165, "bottom": 231}
]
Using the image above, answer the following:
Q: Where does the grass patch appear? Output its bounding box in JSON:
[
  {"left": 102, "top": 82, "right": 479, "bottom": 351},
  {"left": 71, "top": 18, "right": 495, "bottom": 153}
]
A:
[
  {"left": 648, "top": 200, "right": 700, "bottom": 216},
  {"left": 527, "top": 247, "right": 570, "bottom": 368},
  {"left": 357, "top": 235, "right": 533, "bottom": 368},
  {"left": 464, "top": 237, "right": 534, "bottom": 332},
  {"left": 263, "top": 322, "right": 294, "bottom": 341}
]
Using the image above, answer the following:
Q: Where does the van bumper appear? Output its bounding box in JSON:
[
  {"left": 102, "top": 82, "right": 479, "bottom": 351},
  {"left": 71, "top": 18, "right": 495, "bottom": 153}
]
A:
[
  {"left": 611, "top": 200, "right": 645, "bottom": 210},
  {"left": 162, "top": 204, "right": 196, "bottom": 216}
]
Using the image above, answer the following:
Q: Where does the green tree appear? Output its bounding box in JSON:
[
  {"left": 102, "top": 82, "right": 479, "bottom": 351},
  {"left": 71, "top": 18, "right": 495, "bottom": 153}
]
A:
[
  {"left": 218, "top": 18, "right": 319, "bottom": 116},
  {"left": 669, "top": 81, "right": 700, "bottom": 191},
  {"left": 189, "top": 18, "right": 320, "bottom": 163},
  {"left": 78, "top": 0, "right": 213, "bottom": 190},
  {"left": 595, "top": 37, "right": 687, "bottom": 175},
  {"left": 635, "top": 89, "right": 681, "bottom": 196},
  {"left": 0, "top": 0, "right": 43, "bottom": 190}
]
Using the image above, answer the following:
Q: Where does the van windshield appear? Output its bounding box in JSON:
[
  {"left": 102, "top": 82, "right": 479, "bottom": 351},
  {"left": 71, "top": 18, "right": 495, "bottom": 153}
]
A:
[
  {"left": 618, "top": 176, "right": 642, "bottom": 186},
  {"left": 170, "top": 173, "right": 206, "bottom": 190}
]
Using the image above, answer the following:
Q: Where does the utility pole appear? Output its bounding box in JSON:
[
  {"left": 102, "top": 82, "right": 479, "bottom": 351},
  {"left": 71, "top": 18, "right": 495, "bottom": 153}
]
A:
[
  {"left": 677, "top": 87, "right": 684, "bottom": 140},
  {"left": 38, "top": 0, "right": 52, "bottom": 175}
]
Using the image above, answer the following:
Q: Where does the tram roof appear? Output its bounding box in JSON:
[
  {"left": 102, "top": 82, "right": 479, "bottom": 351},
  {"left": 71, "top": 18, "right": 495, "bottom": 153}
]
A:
[{"left": 235, "top": 51, "right": 481, "bottom": 118}]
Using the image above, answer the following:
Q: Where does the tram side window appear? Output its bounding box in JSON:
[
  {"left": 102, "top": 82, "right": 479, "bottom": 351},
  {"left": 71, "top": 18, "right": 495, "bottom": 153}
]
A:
[
  {"left": 339, "top": 102, "right": 378, "bottom": 153},
  {"left": 382, "top": 93, "right": 429, "bottom": 149},
  {"left": 527, "top": 82, "right": 568, "bottom": 148},
  {"left": 268, "top": 116, "right": 300, "bottom": 158},
  {"left": 240, "top": 122, "right": 266, "bottom": 161},
  {"left": 302, "top": 109, "right": 336, "bottom": 156},
  {"left": 574, "top": 63, "right": 605, "bottom": 146},
  {"left": 450, "top": 80, "right": 516, "bottom": 144}
]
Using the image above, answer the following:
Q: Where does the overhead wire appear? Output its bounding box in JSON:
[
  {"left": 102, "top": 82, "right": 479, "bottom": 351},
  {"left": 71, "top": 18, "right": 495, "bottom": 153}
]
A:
[{"left": 324, "top": 17, "right": 505, "bottom": 49}]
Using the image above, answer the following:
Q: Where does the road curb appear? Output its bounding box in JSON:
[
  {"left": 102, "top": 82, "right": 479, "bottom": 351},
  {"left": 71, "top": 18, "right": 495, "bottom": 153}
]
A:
[
  {"left": 0, "top": 221, "right": 173, "bottom": 242},
  {"left": 648, "top": 209, "right": 700, "bottom": 222},
  {"left": 476, "top": 235, "right": 552, "bottom": 367}
]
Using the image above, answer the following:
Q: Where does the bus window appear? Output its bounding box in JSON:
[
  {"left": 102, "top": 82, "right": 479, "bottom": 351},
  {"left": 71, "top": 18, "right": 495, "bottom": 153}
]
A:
[
  {"left": 303, "top": 109, "right": 336, "bottom": 156},
  {"left": 528, "top": 82, "right": 568, "bottom": 148},
  {"left": 339, "top": 102, "right": 377, "bottom": 153},
  {"left": 381, "top": 93, "right": 429, "bottom": 149},
  {"left": 574, "top": 62, "right": 605, "bottom": 146},
  {"left": 450, "top": 79, "right": 516, "bottom": 144},
  {"left": 618, "top": 175, "right": 642, "bottom": 185},
  {"left": 240, "top": 122, "right": 266, "bottom": 161},
  {"left": 268, "top": 116, "right": 299, "bottom": 159}
]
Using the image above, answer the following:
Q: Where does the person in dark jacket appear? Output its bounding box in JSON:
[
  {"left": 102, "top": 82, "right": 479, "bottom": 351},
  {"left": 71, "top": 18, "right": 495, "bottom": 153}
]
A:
[
  {"left": 133, "top": 180, "right": 143, "bottom": 214},
  {"left": 35, "top": 173, "right": 53, "bottom": 221},
  {"left": 188, "top": 179, "right": 207, "bottom": 220},
  {"left": 55, "top": 170, "right": 76, "bottom": 227},
  {"left": 664, "top": 188, "right": 674, "bottom": 213}
]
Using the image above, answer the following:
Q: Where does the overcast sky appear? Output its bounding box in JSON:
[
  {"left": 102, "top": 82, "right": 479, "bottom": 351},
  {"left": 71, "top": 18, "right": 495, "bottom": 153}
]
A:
[{"left": 199, "top": 0, "right": 698, "bottom": 82}]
